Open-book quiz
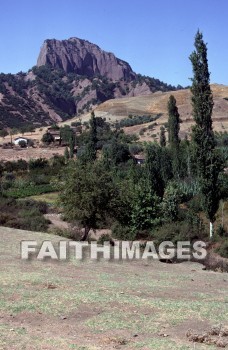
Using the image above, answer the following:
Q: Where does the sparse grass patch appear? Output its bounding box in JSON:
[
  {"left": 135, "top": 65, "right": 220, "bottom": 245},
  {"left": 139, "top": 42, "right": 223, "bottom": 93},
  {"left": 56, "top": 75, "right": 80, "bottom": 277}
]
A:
[{"left": 0, "top": 227, "right": 227, "bottom": 349}]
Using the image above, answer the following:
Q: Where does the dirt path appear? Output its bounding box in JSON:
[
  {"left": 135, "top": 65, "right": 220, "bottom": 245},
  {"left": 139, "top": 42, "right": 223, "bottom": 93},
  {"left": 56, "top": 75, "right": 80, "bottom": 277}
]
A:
[{"left": 45, "top": 213, "right": 112, "bottom": 240}]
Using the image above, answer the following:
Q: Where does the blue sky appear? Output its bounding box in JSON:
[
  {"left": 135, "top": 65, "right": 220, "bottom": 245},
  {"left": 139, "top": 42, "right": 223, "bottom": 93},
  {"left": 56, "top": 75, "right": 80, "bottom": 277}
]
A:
[{"left": 0, "top": 0, "right": 228, "bottom": 86}]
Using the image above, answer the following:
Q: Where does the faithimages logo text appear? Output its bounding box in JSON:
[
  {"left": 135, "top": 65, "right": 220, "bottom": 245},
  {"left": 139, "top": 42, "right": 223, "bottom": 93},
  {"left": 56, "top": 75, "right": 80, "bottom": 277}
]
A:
[{"left": 20, "top": 240, "right": 207, "bottom": 261}]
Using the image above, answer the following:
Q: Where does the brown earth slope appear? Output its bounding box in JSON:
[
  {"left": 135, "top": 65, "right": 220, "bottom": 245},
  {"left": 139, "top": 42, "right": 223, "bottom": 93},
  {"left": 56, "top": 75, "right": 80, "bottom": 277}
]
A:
[{"left": 95, "top": 84, "right": 228, "bottom": 140}]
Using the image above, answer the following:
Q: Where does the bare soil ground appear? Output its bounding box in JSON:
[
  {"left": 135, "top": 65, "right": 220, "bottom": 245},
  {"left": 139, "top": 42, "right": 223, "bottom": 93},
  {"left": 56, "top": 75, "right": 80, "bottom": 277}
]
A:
[
  {"left": 0, "top": 226, "right": 227, "bottom": 349},
  {"left": 0, "top": 147, "right": 64, "bottom": 162}
]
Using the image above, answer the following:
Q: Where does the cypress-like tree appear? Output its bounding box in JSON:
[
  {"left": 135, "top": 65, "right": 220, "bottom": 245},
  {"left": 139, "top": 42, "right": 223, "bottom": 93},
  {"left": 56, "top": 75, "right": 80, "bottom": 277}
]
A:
[
  {"left": 83, "top": 111, "right": 97, "bottom": 163},
  {"left": 64, "top": 146, "right": 70, "bottom": 161},
  {"left": 167, "top": 95, "right": 180, "bottom": 176},
  {"left": 145, "top": 144, "right": 166, "bottom": 197},
  {"left": 189, "top": 30, "right": 223, "bottom": 237},
  {"left": 159, "top": 126, "right": 166, "bottom": 147},
  {"left": 69, "top": 136, "right": 75, "bottom": 158}
]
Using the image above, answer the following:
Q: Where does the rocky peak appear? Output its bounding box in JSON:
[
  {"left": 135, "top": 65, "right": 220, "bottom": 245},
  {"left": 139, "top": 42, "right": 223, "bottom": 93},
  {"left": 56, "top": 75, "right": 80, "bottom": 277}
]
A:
[{"left": 37, "top": 37, "right": 136, "bottom": 81}]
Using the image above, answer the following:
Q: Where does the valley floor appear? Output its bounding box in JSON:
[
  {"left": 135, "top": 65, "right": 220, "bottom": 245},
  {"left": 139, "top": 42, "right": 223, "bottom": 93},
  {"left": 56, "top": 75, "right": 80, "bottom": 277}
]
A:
[{"left": 0, "top": 147, "right": 64, "bottom": 162}]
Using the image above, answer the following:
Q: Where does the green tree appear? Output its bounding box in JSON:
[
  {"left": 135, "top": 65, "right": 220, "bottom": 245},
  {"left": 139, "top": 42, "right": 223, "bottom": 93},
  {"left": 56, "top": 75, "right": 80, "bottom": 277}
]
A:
[
  {"left": 131, "top": 181, "right": 162, "bottom": 234},
  {"left": 18, "top": 140, "right": 27, "bottom": 148},
  {"left": 0, "top": 129, "right": 9, "bottom": 138},
  {"left": 189, "top": 30, "right": 224, "bottom": 237},
  {"left": 167, "top": 95, "right": 180, "bottom": 176},
  {"left": 82, "top": 111, "right": 97, "bottom": 163},
  {"left": 64, "top": 147, "right": 70, "bottom": 161},
  {"left": 60, "top": 125, "right": 75, "bottom": 146},
  {"left": 162, "top": 183, "right": 180, "bottom": 222},
  {"left": 159, "top": 126, "right": 166, "bottom": 147},
  {"left": 69, "top": 137, "right": 74, "bottom": 158},
  {"left": 9, "top": 128, "right": 19, "bottom": 144},
  {"left": 103, "top": 137, "right": 131, "bottom": 166},
  {"left": 144, "top": 143, "right": 172, "bottom": 197},
  {"left": 59, "top": 161, "right": 118, "bottom": 240},
  {"left": 41, "top": 132, "right": 54, "bottom": 144}
]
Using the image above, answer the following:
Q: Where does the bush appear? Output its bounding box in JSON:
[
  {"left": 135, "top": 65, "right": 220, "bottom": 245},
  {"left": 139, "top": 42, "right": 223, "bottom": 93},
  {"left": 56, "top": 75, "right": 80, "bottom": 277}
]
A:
[
  {"left": 216, "top": 239, "right": 228, "bottom": 258},
  {"left": 49, "top": 227, "right": 82, "bottom": 240},
  {"left": 129, "top": 144, "right": 144, "bottom": 155},
  {"left": 111, "top": 222, "right": 136, "bottom": 240},
  {"left": 188, "top": 195, "right": 203, "bottom": 213},
  {"left": 97, "top": 234, "right": 114, "bottom": 245},
  {"left": 151, "top": 216, "right": 207, "bottom": 246},
  {"left": 19, "top": 199, "right": 48, "bottom": 214},
  {"left": 0, "top": 196, "right": 50, "bottom": 231},
  {"left": 18, "top": 140, "right": 27, "bottom": 148},
  {"left": 28, "top": 173, "right": 50, "bottom": 185},
  {"left": 29, "top": 158, "right": 49, "bottom": 170},
  {"left": 19, "top": 207, "right": 44, "bottom": 218},
  {"left": 5, "top": 184, "right": 55, "bottom": 198},
  {"left": 20, "top": 216, "right": 50, "bottom": 231},
  {"left": 115, "top": 114, "right": 160, "bottom": 129},
  {"left": 216, "top": 224, "right": 227, "bottom": 238},
  {"left": 41, "top": 132, "right": 55, "bottom": 144},
  {"left": 0, "top": 212, "right": 14, "bottom": 225}
]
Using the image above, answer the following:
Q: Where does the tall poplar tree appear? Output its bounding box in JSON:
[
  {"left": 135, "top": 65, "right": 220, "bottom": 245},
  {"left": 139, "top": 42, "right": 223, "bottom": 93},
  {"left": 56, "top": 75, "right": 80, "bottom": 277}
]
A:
[
  {"left": 159, "top": 126, "right": 166, "bottom": 147},
  {"left": 167, "top": 95, "right": 180, "bottom": 176},
  {"left": 83, "top": 111, "right": 97, "bottom": 162},
  {"left": 190, "top": 30, "right": 223, "bottom": 237}
]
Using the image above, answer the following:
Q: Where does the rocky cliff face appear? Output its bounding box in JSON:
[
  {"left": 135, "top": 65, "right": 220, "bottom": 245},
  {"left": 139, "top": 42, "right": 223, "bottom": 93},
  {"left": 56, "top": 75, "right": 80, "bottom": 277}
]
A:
[
  {"left": 0, "top": 37, "right": 178, "bottom": 129},
  {"left": 37, "top": 38, "right": 136, "bottom": 81}
]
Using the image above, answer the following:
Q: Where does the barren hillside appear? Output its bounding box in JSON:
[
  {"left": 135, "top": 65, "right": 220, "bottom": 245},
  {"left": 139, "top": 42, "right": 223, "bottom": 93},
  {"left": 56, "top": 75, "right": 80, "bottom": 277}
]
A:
[{"left": 95, "top": 84, "right": 228, "bottom": 140}]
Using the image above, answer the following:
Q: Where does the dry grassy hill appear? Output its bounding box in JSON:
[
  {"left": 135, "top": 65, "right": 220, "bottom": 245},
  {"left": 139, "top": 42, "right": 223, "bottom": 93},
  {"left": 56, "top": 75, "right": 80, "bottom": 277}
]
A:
[
  {"left": 0, "top": 84, "right": 227, "bottom": 159},
  {"left": 94, "top": 84, "right": 228, "bottom": 141}
]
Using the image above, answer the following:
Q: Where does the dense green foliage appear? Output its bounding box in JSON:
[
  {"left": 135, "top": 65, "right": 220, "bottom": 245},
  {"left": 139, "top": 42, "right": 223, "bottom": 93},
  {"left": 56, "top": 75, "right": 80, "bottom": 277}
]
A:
[
  {"left": 167, "top": 95, "right": 180, "bottom": 176},
  {"left": 115, "top": 114, "right": 161, "bottom": 129},
  {"left": 190, "top": 31, "right": 224, "bottom": 235},
  {"left": 42, "top": 132, "right": 55, "bottom": 144},
  {"left": 5, "top": 184, "right": 55, "bottom": 199},
  {"left": 159, "top": 126, "right": 166, "bottom": 147},
  {"left": 0, "top": 197, "right": 49, "bottom": 231}
]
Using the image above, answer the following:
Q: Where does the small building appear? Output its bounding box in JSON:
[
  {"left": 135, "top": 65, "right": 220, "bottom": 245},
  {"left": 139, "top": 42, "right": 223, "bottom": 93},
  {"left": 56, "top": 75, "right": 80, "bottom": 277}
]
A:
[
  {"left": 47, "top": 128, "right": 61, "bottom": 142},
  {"left": 51, "top": 132, "right": 61, "bottom": 142},
  {"left": 133, "top": 154, "right": 146, "bottom": 165},
  {"left": 13, "top": 137, "right": 28, "bottom": 146}
]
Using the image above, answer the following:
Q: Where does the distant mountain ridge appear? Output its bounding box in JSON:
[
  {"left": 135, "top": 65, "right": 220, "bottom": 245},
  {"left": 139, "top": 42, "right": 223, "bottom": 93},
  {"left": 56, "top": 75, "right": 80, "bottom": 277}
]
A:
[{"left": 0, "top": 37, "right": 178, "bottom": 129}]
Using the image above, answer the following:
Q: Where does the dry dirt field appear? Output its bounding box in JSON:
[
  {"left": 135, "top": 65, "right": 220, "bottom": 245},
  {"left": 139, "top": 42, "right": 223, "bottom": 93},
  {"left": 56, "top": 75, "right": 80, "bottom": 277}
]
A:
[
  {"left": 0, "top": 147, "right": 65, "bottom": 162},
  {"left": 0, "top": 227, "right": 227, "bottom": 350}
]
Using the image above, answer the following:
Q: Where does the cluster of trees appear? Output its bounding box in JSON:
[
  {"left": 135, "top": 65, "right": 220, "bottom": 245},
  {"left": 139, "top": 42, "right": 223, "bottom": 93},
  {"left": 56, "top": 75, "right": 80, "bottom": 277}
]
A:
[
  {"left": 131, "top": 74, "right": 179, "bottom": 92},
  {"left": 59, "top": 31, "right": 227, "bottom": 244},
  {"left": 115, "top": 114, "right": 160, "bottom": 129},
  {"left": 0, "top": 155, "right": 65, "bottom": 199}
]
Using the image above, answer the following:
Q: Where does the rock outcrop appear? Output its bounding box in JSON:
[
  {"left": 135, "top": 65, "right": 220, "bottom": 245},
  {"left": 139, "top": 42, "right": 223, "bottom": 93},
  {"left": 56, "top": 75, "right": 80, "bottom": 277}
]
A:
[{"left": 37, "top": 37, "right": 136, "bottom": 81}]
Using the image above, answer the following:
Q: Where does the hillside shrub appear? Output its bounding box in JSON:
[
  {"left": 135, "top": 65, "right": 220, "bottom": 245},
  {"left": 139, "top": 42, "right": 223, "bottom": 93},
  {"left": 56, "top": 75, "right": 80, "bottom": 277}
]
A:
[
  {"left": 111, "top": 222, "right": 136, "bottom": 241},
  {"left": 115, "top": 114, "right": 161, "bottom": 129},
  {"left": 216, "top": 239, "right": 228, "bottom": 258},
  {"left": 5, "top": 184, "right": 55, "bottom": 198},
  {"left": 0, "top": 197, "right": 50, "bottom": 231}
]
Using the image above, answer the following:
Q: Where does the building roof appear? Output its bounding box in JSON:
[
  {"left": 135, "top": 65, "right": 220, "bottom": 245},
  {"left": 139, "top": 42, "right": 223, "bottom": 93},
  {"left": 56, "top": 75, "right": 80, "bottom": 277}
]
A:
[
  {"left": 14, "top": 137, "right": 28, "bottom": 141},
  {"left": 133, "top": 154, "right": 146, "bottom": 160}
]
